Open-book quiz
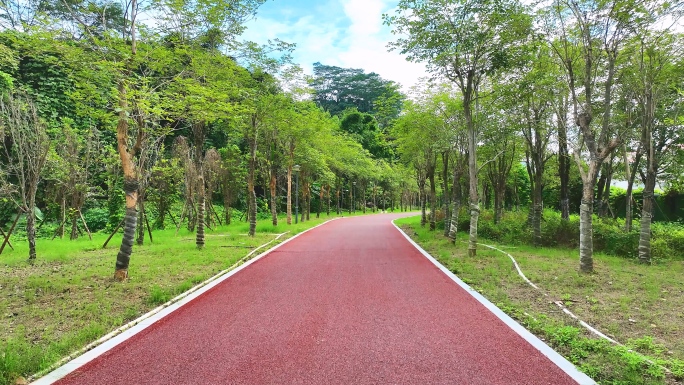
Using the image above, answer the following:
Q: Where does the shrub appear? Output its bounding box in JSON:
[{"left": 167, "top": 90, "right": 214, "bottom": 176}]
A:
[
  {"left": 652, "top": 222, "right": 684, "bottom": 254},
  {"left": 83, "top": 207, "right": 110, "bottom": 232},
  {"left": 593, "top": 218, "right": 640, "bottom": 258},
  {"left": 540, "top": 211, "right": 580, "bottom": 248},
  {"left": 465, "top": 208, "right": 684, "bottom": 260}
]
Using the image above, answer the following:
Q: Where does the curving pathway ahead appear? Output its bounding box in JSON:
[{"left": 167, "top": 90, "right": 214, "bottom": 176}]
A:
[{"left": 39, "top": 213, "right": 594, "bottom": 385}]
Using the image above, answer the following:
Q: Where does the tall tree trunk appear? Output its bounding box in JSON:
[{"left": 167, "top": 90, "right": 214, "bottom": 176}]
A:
[
  {"left": 286, "top": 163, "right": 292, "bottom": 225},
  {"left": 115, "top": 183, "right": 138, "bottom": 281},
  {"left": 448, "top": 163, "right": 463, "bottom": 242},
  {"left": 270, "top": 167, "right": 277, "bottom": 226},
  {"left": 625, "top": 146, "right": 642, "bottom": 232},
  {"left": 577, "top": 48, "right": 619, "bottom": 272},
  {"left": 557, "top": 98, "right": 570, "bottom": 221},
  {"left": 307, "top": 188, "right": 311, "bottom": 220},
  {"left": 248, "top": 180, "right": 256, "bottom": 234},
  {"left": 114, "top": 79, "right": 139, "bottom": 281},
  {"left": 26, "top": 209, "right": 37, "bottom": 261},
  {"left": 442, "top": 152, "right": 450, "bottom": 237},
  {"left": 222, "top": 179, "right": 232, "bottom": 225},
  {"left": 196, "top": 176, "right": 205, "bottom": 249},
  {"left": 247, "top": 132, "right": 257, "bottom": 236},
  {"left": 428, "top": 163, "right": 437, "bottom": 231},
  {"left": 305, "top": 180, "right": 311, "bottom": 221},
  {"left": 26, "top": 183, "right": 39, "bottom": 261},
  {"left": 419, "top": 179, "right": 427, "bottom": 227},
  {"left": 532, "top": 173, "right": 543, "bottom": 247},
  {"left": 193, "top": 121, "right": 206, "bottom": 247},
  {"left": 579, "top": 178, "right": 596, "bottom": 273},
  {"left": 156, "top": 195, "right": 167, "bottom": 229},
  {"left": 382, "top": 189, "right": 386, "bottom": 211},
  {"left": 638, "top": 86, "right": 656, "bottom": 263},
  {"left": 111, "top": 0, "right": 141, "bottom": 280},
  {"left": 60, "top": 196, "right": 66, "bottom": 239},
  {"left": 362, "top": 182, "right": 366, "bottom": 214},
  {"left": 70, "top": 209, "right": 79, "bottom": 240},
  {"left": 638, "top": 174, "right": 655, "bottom": 264},
  {"left": 317, "top": 185, "right": 323, "bottom": 218},
  {"left": 495, "top": 186, "right": 505, "bottom": 224},
  {"left": 596, "top": 165, "right": 608, "bottom": 217},
  {"left": 602, "top": 158, "right": 614, "bottom": 218},
  {"left": 326, "top": 185, "right": 331, "bottom": 216},
  {"left": 522, "top": 150, "right": 535, "bottom": 225},
  {"left": 466, "top": 95, "right": 479, "bottom": 256}
]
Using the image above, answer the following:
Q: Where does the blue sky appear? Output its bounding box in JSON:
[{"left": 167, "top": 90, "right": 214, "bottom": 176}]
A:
[{"left": 240, "top": 0, "right": 428, "bottom": 91}]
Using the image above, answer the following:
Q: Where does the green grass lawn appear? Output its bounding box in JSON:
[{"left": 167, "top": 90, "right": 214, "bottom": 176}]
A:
[
  {"left": 396, "top": 215, "right": 684, "bottom": 385},
  {"left": 0, "top": 213, "right": 354, "bottom": 385}
]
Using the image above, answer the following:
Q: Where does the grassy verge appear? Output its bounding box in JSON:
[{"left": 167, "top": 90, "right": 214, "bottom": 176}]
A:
[
  {"left": 0, "top": 214, "right": 347, "bottom": 385},
  {"left": 396, "top": 215, "right": 684, "bottom": 385}
]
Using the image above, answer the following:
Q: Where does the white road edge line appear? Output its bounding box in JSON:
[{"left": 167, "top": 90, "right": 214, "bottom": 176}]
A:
[
  {"left": 391, "top": 220, "right": 597, "bottom": 385},
  {"left": 31, "top": 218, "right": 339, "bottom": 385}
]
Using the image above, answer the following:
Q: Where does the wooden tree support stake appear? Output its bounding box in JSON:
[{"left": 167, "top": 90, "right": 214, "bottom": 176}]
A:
[
  {"left": 145, "top": 212, "right": 153, "bottom": 243},
  {"left": 0, "top": 211, "right": 21, "bottom": 255},
  {"left": 166, "top": 208, "right": 178, "bottom": 227},
  {"left": 79, "top": 210, "right": 92, "bottom": 240},
  {"left": 36, "top": 214, "right": 48, "bottom": 230},
  {"left": 103, "top": 217, "right": 125, "bottom": 248},
  {"left": 0, "top": 226, "right": 14, "bottom": 250},
  {"left": 209, "top": 203, "right": 222, "bottom": 226},
  {"left": 52, "top": 216, "right": 69, "bottom": 240},
  {"left": 175, "top": 203, "right": 188, "bottom": 235}
]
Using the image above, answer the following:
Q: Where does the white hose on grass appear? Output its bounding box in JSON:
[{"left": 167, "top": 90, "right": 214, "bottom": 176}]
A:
[{"left": 475, "top": 241, "right": 671, "bottom": 375}]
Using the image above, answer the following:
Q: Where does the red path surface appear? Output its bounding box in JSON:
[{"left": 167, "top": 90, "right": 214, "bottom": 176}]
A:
[{"left": 55, "top": 214, "right": 583, "bottom": 385}]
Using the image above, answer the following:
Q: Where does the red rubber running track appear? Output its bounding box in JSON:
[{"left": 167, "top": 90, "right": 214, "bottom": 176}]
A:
[{"left": 47, "top": 214, "right": 591, "bottom": 385}]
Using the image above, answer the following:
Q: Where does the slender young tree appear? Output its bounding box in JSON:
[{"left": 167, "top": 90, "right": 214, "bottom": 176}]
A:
[
  {"left": 545, "top": 0, "right": 643, "bottom": 272},
  {"left": 0, "top": 91, "right": 49, "bottom": 262},
  {"left": 112, "top": 0, "right": 141, "bottom": 281},
  {"left": 386, "top": 0, "right": 532, "bottom": 256},
  {"left": 626, "top": 32, "right": 684, "bottom": 263},
  {"left": 193, "top": 122, "right": 206, "bottom": 249},
  {"left": 505, "top": 42, "right": 557, "bottom": 244},
  {"left": 555, "top": 93, "right": 571, "bottom": 221}
]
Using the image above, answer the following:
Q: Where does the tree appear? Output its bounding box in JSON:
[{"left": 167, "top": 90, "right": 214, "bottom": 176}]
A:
[
  {"left": 47, "top": 121, "right": 101, "bottom": 240},
  {"left": 626, "top": 32, "right": 684, "bottom": 263},
  {"left": 102, "top": 0, "right": 265, "bottom": 278},
  {"left": 393, "top": 98, "right": 442, "bottom": 230},
  {"left": 544, "top": 0, "right": 671, "bottom": 272},
  {"left": 0, "top": 91, "right": 49, "bottom": 261},
  {"left": 386, "top": 0, "right": 532, "bottom": 256},
  {"left": 243, "top": 71, "right": 280, "bottom": 236},
  {"left": 339, "top": 109, "right": 393, "bottom": 160},
  {"left": 480, "top": 100, "right": 519, "bottom": 225},
  {"left": 218, "top": 144, "right": 245, "bottom": 225},
  {"left": 505, "top": 41, "right": 558, "bottom": 244},
  {"left": 311, "top": 62, "right": 403, "bottom": 117},
  {"left": 39, "top": 0, "right": 127, "bottom": 39}
]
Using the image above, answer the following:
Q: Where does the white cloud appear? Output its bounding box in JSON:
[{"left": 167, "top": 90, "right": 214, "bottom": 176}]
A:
[
  {"left": 240, "top": 0, "right": 428, "bottom": 92},
  {"left": 336, "top": 0, "right": 427, "bottom": 91},
  {"left": 342, "top": 0, "right": 385, "bottom": 36}
]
